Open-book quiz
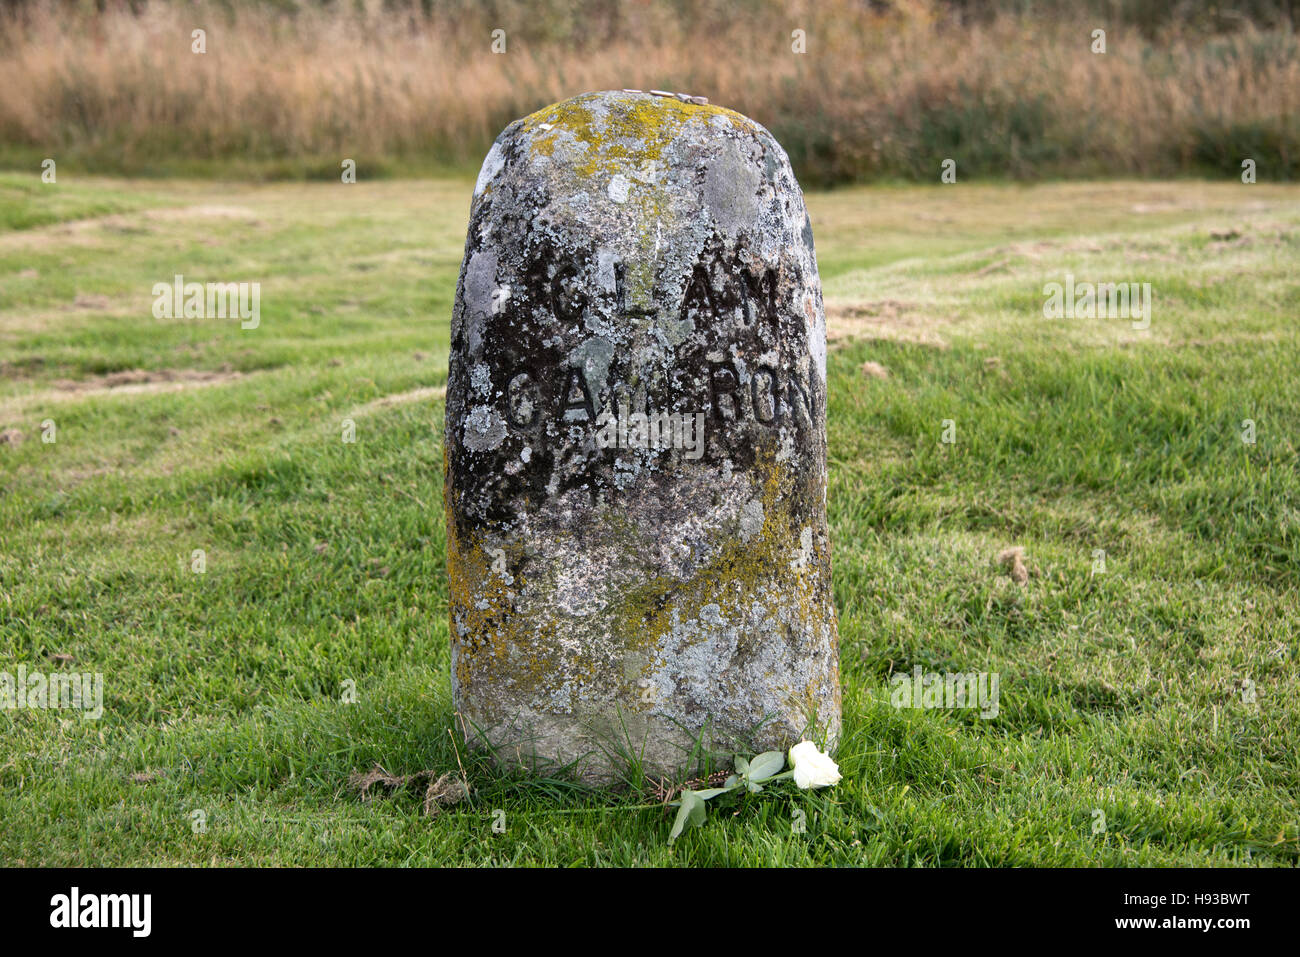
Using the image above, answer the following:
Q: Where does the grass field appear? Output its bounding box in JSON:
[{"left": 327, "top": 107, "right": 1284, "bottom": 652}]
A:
[{"left": 1, "top": 173, "right": 1297, "bottom": 866}]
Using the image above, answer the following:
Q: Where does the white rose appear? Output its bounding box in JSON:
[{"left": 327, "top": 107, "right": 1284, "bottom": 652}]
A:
[{"left": 788, "top": 741, "right": 841, "bottom": 789}]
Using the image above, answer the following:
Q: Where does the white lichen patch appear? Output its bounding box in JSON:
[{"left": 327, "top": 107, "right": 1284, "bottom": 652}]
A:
[
  {"left": 474, "top": 141, "right": 506, "bottom": 197},
  {"left": 462, "top": 404, "right": 506, "bottom": 452},
  {"left": 607, "top": 174, "right": 632, "bottom": 204}
]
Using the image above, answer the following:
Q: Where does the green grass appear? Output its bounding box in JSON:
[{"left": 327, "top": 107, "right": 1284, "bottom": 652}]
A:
[{"left": 1, "top": 173, "right": 1297, "bottom": 866}]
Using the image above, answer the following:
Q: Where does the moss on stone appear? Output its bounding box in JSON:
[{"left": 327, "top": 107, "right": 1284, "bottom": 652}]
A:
[
  {"left": 521, "top": 92, "right": 755, "bottom": 179},
  {"left": 603, "top": 444, "right": 828, "bottom": 689}
]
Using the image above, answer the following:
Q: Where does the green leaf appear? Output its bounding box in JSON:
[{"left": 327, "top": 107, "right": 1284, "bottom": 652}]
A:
[
  {"left": 747, "top": 750, "right": 785, "bottom": 782},
  {"left": 688, "top": 792, "right": 707, "bottom": 827},
  {"left": 733, "top": 755, "right": 750, "bottom": 776},
  {"left": 723, "top": 774, "right": 740, "bottom": 789},
  {"left": 668, "top": 793, "right": 695, "bottom": 845},
  {"left": 668, "top": 790, "right": 707, "bottom": 845}
]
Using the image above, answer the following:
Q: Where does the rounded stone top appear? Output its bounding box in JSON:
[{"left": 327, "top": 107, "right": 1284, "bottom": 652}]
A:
[
  {"left": 468, "top": 89, "right": 812, "bottom": 285},
  {"left": 477, "top": 88, "right": 776, "bottom": 191}
]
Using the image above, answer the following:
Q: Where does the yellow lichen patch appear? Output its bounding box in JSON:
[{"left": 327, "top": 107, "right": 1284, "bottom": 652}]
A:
[
  {"left": 605, "top": 443, "right": 830, "bottom": 690},
  {"left": 446, "top": 506, "right": 520, "bottom": 685},
  {"left": 447, "top": 495, "right": 587, "bottom": 705},
  {"left": 521, "top": 92, "right": 756, "bottom": 180}
]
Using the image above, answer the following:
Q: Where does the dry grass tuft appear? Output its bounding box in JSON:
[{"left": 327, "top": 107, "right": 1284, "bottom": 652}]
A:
[
  {"left": 997, "top": 546, "right": 1029, "bottom": 584},
  {"left": 349, "top": 764, "right": 470, "bottom": 817}
]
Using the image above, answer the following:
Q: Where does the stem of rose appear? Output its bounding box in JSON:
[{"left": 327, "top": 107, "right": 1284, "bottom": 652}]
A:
[
  {"left": 665, "top": 769, "right": 796, "bottom": 805},
  {"left": 545, "top": 769, "right": 798, "bottom": 813}
]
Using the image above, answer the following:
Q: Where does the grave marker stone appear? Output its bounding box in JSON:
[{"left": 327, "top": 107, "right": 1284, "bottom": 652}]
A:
[{"left": 445, "top": 90, "right": 840, "bottom": 780}]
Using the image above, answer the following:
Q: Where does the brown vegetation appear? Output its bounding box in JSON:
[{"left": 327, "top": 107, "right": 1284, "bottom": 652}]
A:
[{"left": 1, "top": 0, "right": 1296, "bottom": 182}]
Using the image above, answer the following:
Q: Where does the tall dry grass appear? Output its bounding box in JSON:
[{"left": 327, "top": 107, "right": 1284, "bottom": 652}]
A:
[{"left": 1, "top": 0, "right": 1297, "bottom": 182}]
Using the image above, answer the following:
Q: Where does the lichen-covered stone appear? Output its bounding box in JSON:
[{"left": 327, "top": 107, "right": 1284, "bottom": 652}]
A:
[{"left": 445, "top": 90, "right": 840, "bottom": 781}]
